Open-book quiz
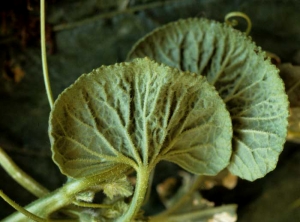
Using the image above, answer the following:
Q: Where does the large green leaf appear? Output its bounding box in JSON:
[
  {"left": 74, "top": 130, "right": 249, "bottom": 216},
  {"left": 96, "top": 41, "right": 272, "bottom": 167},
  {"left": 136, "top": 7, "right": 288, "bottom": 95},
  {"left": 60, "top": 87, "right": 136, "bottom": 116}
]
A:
[
  {"left": 127, "top": 18, "right": 289, "bottom": 181},
  {"left": 49, "top": 58, "right": 232, "bottom": 178}
]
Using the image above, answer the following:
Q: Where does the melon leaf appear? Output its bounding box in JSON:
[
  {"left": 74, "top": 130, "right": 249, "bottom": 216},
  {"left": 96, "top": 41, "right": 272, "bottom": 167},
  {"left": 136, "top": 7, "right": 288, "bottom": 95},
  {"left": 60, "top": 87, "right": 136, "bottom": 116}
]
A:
[
  {"left": 127, "top": 19, "right": 289, "bottom": 181},
  {"left": 49, "top": 58, "right": 232, "bottom": 179}
]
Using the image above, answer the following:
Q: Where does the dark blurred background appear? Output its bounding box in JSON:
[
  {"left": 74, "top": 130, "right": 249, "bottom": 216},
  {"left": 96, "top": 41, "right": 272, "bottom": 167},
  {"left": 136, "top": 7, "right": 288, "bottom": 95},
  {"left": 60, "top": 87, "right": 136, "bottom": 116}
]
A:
[{"left": 1, "top": 0, "right": 300, "bottom": 221}]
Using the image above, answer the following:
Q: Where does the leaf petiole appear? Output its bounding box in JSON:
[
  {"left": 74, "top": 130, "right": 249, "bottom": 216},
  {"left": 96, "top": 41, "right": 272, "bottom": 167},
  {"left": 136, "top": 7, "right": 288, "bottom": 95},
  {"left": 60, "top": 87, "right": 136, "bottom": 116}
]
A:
[{"left": 118, "top": 165, "right": 150, "bottom": 222}]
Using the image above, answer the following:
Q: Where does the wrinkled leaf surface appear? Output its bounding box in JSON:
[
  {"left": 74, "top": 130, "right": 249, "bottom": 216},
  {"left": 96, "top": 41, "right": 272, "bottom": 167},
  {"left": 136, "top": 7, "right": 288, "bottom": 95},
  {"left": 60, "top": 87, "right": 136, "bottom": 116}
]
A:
[
  {"left": 49, "top": 58, "right": 232, "bottom": 178},
  {"left": 127, "top": 18, "right": 289, "bottom": 181}
]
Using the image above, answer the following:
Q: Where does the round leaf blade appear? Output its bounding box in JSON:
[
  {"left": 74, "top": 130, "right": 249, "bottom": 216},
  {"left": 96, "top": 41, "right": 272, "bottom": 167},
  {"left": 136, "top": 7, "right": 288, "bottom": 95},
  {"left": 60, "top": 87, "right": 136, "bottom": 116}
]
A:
[
  {"left": 49, "top": 58, "right": 232, "bottom": 178},
  {"left": 127, "top": 18, "right": 289, "bottom": 181}
]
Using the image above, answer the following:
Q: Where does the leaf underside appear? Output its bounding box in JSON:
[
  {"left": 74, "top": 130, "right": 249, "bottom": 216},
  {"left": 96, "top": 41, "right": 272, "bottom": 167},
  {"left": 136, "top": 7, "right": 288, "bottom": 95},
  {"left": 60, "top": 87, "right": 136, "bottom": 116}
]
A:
[
  {"left": 127, "top": 18, "right": 289, "bottom": 181},
  {"left": 49, "top": 58, "right": 232, "bottom": 178}
]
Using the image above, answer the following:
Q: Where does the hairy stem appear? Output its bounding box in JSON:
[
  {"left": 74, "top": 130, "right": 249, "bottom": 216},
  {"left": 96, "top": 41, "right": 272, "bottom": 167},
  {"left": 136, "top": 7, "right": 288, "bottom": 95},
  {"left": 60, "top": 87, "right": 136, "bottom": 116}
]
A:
[
  {"left": 118, "top": 165, "right": 149, "bottom": 222},
  {"left": 0, "top": 146, "right": 49, "bottom": 197},
  {"left": 2, "top": 166, "right": 129, "bottom": 222},
  {"left": 142, "top": 167, "right": 155, "bottom": 205},
  {"left": 40, "top": 0, "right": 54, "bottom": 108}
]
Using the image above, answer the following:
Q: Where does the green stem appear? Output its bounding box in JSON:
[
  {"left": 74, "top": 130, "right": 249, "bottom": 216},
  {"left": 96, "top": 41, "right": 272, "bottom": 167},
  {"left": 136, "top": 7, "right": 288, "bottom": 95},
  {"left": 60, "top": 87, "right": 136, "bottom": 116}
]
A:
[
  {"left": 0, "top": 146, "right": 49, "bottom": 197},
  {"left": 3, "top": 166, "right": 129, "bottom": 222},
  {"left": 142, "top": 167, "right": 155, "bottom": 205},
  {"left": 40, "top": 0, "right": 54, "bottom": 109},
  {"left": 118, "top": 165, "right": 149, "bottom": 222}
]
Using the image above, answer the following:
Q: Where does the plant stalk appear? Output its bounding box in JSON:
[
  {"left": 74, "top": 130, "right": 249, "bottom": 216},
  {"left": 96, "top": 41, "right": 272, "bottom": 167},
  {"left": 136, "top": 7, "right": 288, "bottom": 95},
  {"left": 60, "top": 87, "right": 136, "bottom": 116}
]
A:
[
  {"left": 2, "top": 166, "right": 129, "bottom": 221},
  {"left": 40, "top": 0, "right": 54, "bottom": 109},
  {"left": 118, "top": 165, "right": 149, "bottom": 222},
  {"left": 0, "top": 146, "right": 49, "bottom": 197}
]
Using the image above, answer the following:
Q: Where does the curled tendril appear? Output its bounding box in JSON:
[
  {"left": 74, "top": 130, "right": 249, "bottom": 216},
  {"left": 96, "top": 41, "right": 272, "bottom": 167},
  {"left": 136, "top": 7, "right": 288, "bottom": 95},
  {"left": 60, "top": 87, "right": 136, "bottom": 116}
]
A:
[
  {"left": 265, "top": 51, "right": 281, "bottom": 65},
  {"left": 225, "top": 12, "right": 252, "bottom": 35}
]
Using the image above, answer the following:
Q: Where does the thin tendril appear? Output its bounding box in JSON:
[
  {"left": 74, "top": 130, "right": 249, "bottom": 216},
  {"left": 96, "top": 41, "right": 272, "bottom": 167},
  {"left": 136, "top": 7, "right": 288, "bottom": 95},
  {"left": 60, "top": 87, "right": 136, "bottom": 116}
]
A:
[
  {"left": 0, "top": 190, "right": 46, "bottom": 222},
  {"left": 41, "top": 0, "right": 54, "bottom": 109},
  {"left": 73, "top": 200, "right": 112, "bottom": 209},
  {"left": 225, "top": 12, "right": 252, "bottom": 35},
  {"left": 265, "top": 51, "right": 281, "bottom": 65}
]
